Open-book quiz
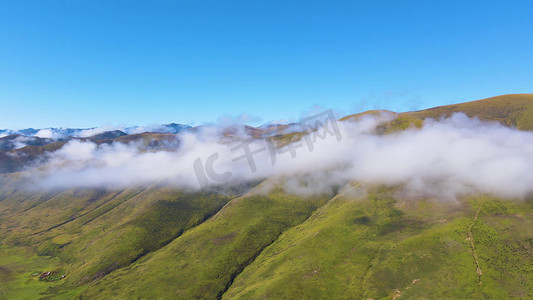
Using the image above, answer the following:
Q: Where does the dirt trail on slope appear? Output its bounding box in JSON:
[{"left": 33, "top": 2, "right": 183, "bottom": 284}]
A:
[{"left": 467, "top": 202, "right": 483, "bottom": 286}]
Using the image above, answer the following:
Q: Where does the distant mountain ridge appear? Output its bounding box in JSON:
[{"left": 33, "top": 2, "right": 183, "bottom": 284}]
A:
[
  {"left": 0, "top": 123, "right": 192, "bottom": 139},
  {"left": 0, "top": 94, "right": 532, "bottom": 173},
  {"left": 341, "top": 93, "right": 533, "bottom": 131},
  {"left": 3, "top": 93, "right": 532, "bottom": 148},
  {"left": 0, "top": 94, "right": 533, "bottom": 299},
  {"left": 0, "top": 123, "right": 194, "bottom": 151}
]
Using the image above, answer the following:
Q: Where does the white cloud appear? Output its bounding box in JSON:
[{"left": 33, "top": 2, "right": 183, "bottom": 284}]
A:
[
  {"left": 35, "top": 129, "right": 64, "bottom": 139},
  {"left": 75, "top": 126, "right": 120, "bottom": 138},
  {"left": 26, "top": 113, "right": 533, "bottom": 200}
]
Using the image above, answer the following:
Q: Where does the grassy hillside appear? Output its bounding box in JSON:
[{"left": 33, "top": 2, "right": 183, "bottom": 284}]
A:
[
  {"left": 407, "top": 94, "right": 533, "bottom": 130},
  {"left": 2, "top": 177, "right": 532, "bottom": 299},
  {"left": 224, "top": 185, "right": 533, "bottom": 299},
  {"left": 0, "top": 95, "right": 532, "bottom": 299},
  {"left": 0, "top": 176, "right": 253, "bottom": 299},
  {"left": 79, "top": 187, "right": 333, "bottom": 299},
  {"left": 341, "top": 94, "right": 533, "bottom": 131},
  {"left": 0, "top": 180, "right": 532, "bottom": 299}
]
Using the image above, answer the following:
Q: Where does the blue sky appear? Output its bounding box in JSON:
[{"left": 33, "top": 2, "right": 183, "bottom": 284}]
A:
[{"left": 1, "top": 0, "right": 532, "bottom": 129}]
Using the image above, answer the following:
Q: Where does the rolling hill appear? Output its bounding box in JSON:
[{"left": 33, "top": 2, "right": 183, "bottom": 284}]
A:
[
  {"left": 0, "top": 94, "right": 532, "bottom": 299},
  {"left": 341, "top": 94, "right": 533, "bottom": 131}
]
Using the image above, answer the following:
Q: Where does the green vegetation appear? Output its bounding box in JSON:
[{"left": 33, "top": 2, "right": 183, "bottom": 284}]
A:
[
  {"left": 0, "top": 94, "right": 533, "bottom": 299},
  {"left": 79, "top": 189, "right": 332, "bottom": 299},
  {"left": 0, "top": 182, "right": 245, "bottom": 298},
  {"left": 407, "top": 94, "right": 533, "bottom": 131},
  {"left": 1, "top": 179, "right": 532, "bottom": 299},
  {"left": 223, "top": 188, "right": 533, "bottom": 299},
  {"left": 0, "top": 245, "right": 65, "bottom": 299},
  {"left": 341, "top": 94, "right": 533, "bottom": 131}
]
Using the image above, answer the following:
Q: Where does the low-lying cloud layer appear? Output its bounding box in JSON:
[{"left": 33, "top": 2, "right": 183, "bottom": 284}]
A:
[{"left": 25, "top": 113, "right": 533, "bottom": 200}]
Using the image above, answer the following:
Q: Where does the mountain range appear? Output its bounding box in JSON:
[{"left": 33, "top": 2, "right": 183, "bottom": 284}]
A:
[
  {"left": 0, "top": 123, "right": 193, "bottom": 150},
  {"left": 0, "top": 94, "right": 533, "bottom": 299}
]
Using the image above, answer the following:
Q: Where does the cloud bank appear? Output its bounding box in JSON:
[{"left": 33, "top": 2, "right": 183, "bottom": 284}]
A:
[{"left": 25, "top": 113, "right": 533, "bottom": 200}]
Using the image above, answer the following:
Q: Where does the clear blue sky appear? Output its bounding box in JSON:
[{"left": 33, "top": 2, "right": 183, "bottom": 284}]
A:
[{"left": 1, "top": 0, "right": 532, "bottom": 129}]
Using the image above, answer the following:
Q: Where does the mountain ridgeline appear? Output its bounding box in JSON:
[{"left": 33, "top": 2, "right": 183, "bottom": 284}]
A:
[{"left": 0, "top": 94, "right": 533, "bottom": 299}]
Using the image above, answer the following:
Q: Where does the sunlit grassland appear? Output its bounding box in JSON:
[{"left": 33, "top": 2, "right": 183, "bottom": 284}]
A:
[
  {"left": 79, "top": 189, "right": 332, "bottom": 299},
  {"left": 224, "top": 187, "right": 533, "bottom": 299}
]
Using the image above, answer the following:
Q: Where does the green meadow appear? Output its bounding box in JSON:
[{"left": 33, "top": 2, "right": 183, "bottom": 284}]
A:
[{"left": 1, "top": 94, "right": 533, "bottom": 299}]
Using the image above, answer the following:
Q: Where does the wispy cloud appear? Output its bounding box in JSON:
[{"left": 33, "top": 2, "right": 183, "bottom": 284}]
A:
[{"left": 24, "top": 113, "right": 533, "bottom": 200}]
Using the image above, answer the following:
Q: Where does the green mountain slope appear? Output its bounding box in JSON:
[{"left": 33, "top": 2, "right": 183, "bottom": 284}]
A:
[
  {"left": 341, "top": 94, "right": 533, "bottom": 131},
  {"left": 0, "top": 94, "right": 532, "bottom": 299},
  {"left": 0, "top": 178, "right": 249, "bottom": 298},
  {"left": 224, "top": 185, "right": 533, "bottom": 299},
  {"left": 79, "top": 186, "right": 332, "bottom": 299},
  {"left": 407, "top": 94, "right": 533, "bottom": 130}
]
